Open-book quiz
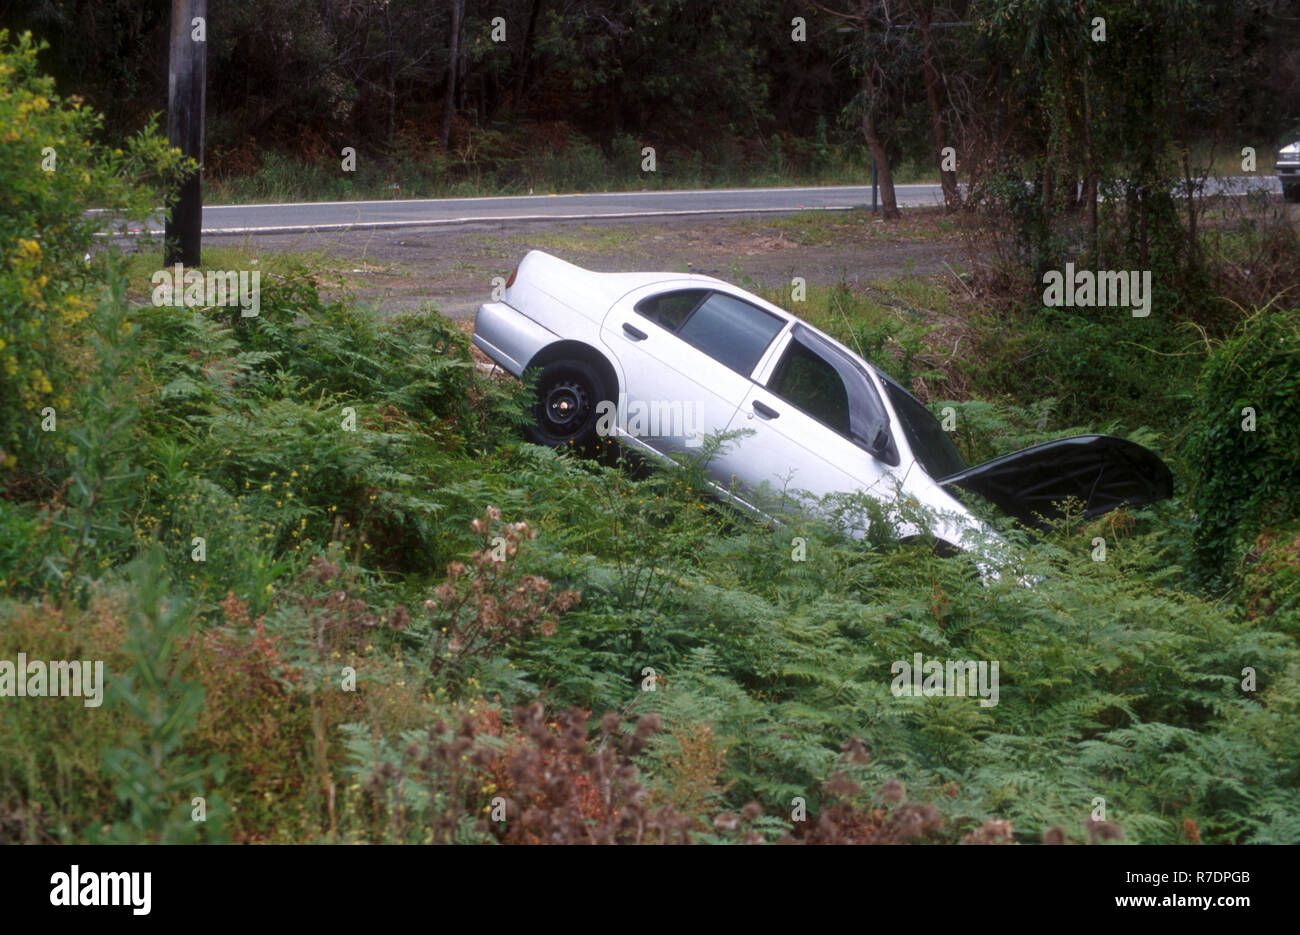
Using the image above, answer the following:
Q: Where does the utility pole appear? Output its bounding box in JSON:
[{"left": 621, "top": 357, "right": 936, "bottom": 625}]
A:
[{"left": 164, "top": 0, "right": 206, "bottom": 267}]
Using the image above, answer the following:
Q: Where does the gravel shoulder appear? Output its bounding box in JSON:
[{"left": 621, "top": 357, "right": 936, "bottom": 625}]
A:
[{"left": 205, "top": 208, "right": 974, "bottom": 320}]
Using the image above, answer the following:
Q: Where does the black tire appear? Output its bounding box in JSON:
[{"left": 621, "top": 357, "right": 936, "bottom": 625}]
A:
[{"left": 525, "top": 358, "right": 608, "bottom": 449}]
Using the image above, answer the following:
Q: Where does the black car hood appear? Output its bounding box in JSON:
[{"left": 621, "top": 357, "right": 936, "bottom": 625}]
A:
[{"left": 940, "top": 435, "right": 1173, "bottom": 528}]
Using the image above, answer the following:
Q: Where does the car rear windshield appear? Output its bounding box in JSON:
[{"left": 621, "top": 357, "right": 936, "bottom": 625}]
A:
[
  {"left": 648, "top": 290, "right": 785, "bottom": 376},
  {"left": 880, "top": 378, "right": 967, "bottom": 480}
]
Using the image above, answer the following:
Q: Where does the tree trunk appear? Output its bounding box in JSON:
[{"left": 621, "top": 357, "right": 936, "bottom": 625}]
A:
[
  {"left": 439, "top": 0, "right": 463, "bottom": 150},
  {"left": 1083, "top": 75, "right": 1097, "bottom": 260},
  {"left": 1183, "top": 146, "right": 1198, "bottom": 265},
  {"left": 1087, "top": 173, "right": 1098, "bottom": 261},
  {"left": 514, "top": 0, "right": 542, "bottom": 115},
  {"left": 919, "top": 3, "right": 957, "bottom": 210},
  {"left": 861, "top": 103, "right": 899, "bottom": 219},
  {"left": 385, "top": 4, "right": 396, "bottom": 147}
]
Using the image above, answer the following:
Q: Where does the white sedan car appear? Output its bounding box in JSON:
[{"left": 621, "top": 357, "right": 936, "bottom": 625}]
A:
[{"left": 473, "top": 250, "right": 1172, "bottom": 558}]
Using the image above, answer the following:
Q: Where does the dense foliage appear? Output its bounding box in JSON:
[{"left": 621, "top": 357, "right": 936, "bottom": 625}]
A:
[
  {"left": 3, "top": 254, "right": 1297, "bottom": 843},
  {"left": 2, "top": 27, "right": 1298, "bottom": 847}
]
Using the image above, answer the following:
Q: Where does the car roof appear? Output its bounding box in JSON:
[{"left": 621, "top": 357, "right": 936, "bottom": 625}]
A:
[{"left": 526, "top": 250, "right": 892, "bottom": 375}]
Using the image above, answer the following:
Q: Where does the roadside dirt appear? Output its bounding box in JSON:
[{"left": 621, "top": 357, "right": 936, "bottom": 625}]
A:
[{"left": 205, "top": 209, "right": 973, "bottom": 320}]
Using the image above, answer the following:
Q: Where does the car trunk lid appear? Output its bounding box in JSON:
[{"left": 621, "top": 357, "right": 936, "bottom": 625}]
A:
[
  {"left": 509, "top": 250, "right": 698, "bottom": 323},
  {"left": 940, "top": 434, "right": 1173, "bottom": 528}
]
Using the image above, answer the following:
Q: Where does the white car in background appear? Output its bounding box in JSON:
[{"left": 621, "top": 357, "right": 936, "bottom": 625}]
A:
[
  {"left": 1277, "top": 139, "right": 1300, "bottom": 202},
  {"left": 473, "top": 251, "right": 1173, "bottom": 560}
]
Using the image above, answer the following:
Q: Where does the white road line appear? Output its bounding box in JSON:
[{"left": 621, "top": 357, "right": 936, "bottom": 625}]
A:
[
  {"left": 197, "top": 183, "right": 942, "bottom": 211},
  {"left": 86, "top": 183, "right": 943, "bottom": 216},
  {"left": 96, "top": 203, "right": 903, "bottom": 237}
]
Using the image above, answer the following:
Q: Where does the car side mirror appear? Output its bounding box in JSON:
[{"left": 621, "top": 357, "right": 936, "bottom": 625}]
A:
[
  {"left": 858, "top": 426, "right": 899, "bottom": 467},
  {"left": 853, "top": 427, "right": 893, "bottom": 459}
]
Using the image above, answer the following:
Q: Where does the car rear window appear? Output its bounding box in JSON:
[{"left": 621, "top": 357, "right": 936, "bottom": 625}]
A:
[
  {"left": 675, "top": 292, "right": 785, "bottom": 375},
  {"left": 634, "top": 290, "right": 709, "bottom": 331}
]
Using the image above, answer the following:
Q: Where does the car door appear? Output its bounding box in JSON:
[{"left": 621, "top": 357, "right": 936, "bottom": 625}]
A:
[
  {"left": 712, "top": 323, "right": 907, "bottom": 512},
  {"left": 600, "top": 284, "right": 787, "bottom": 458}
]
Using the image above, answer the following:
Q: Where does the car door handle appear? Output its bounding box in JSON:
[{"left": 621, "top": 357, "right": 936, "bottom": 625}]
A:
[
  {"left": 752, "top": 400, "right": 780, "bottom": 419},
  {"left": 622, "top": 322, "right": 648, "bottom": 340}
]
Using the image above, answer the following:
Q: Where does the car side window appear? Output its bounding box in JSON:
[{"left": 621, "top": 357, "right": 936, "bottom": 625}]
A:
[
  {"left": 634, "top": 289, "right": 709, "bottom": 332},
  {"left": 768, "top": 341, "right": 851, "bottom": 435},
  {"left": 767, "top": 325, "right": 900, "bottom": 465},
  {"left": 674, "top": 292, "right": 786, "bottom": 375}
]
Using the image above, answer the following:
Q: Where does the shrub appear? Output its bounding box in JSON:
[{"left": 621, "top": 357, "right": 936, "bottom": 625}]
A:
[
  {"left": 0, "top": 30, "right": 186, "bottom": 472},
  {"left": 1185, "top": 302, "right": 1300, "bottom": 591},
  {"left": 419, "top": 508, "right": 580, "bottom": 692},
  {"left": 97, "top": 548, "right": 228, "bottom": 843}
]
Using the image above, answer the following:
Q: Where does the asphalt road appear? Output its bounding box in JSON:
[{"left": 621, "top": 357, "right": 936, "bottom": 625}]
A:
[
  {"left": 130, "top": 184, "right": 945, "bottom": 235},
  {"left": 98, "top": 176, "right": 1283, "bottom": 236}
]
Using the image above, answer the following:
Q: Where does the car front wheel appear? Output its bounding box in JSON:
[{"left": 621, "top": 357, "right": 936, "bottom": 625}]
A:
[{"left": 526, "top": 359, "right": 608, "bottom": 449}]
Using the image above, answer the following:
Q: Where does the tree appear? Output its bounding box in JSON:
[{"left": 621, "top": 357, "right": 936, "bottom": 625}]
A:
[
  {"left": 916, "top": 0, "right": 959, "bottom": 208},
  {"left": 807, "top": 0, "right": 909, "bottom": 218},
  {"left": 441, "top": 0, "right": 464, "bottom": 149}
]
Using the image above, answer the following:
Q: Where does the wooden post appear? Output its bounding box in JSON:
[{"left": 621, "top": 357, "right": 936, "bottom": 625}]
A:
[{"left": 164, "top": 0, "right": 206, "bottom": 267}]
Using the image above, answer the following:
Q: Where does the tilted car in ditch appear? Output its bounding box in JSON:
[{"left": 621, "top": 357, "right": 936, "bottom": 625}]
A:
[{"left": 473, "top": 250, "right": 1173, "bottom": 562}]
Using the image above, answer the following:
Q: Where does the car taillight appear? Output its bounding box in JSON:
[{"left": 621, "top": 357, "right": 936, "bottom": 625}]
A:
[{"left": 506, "top": 266, "right": 517, "bottom": 289}]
